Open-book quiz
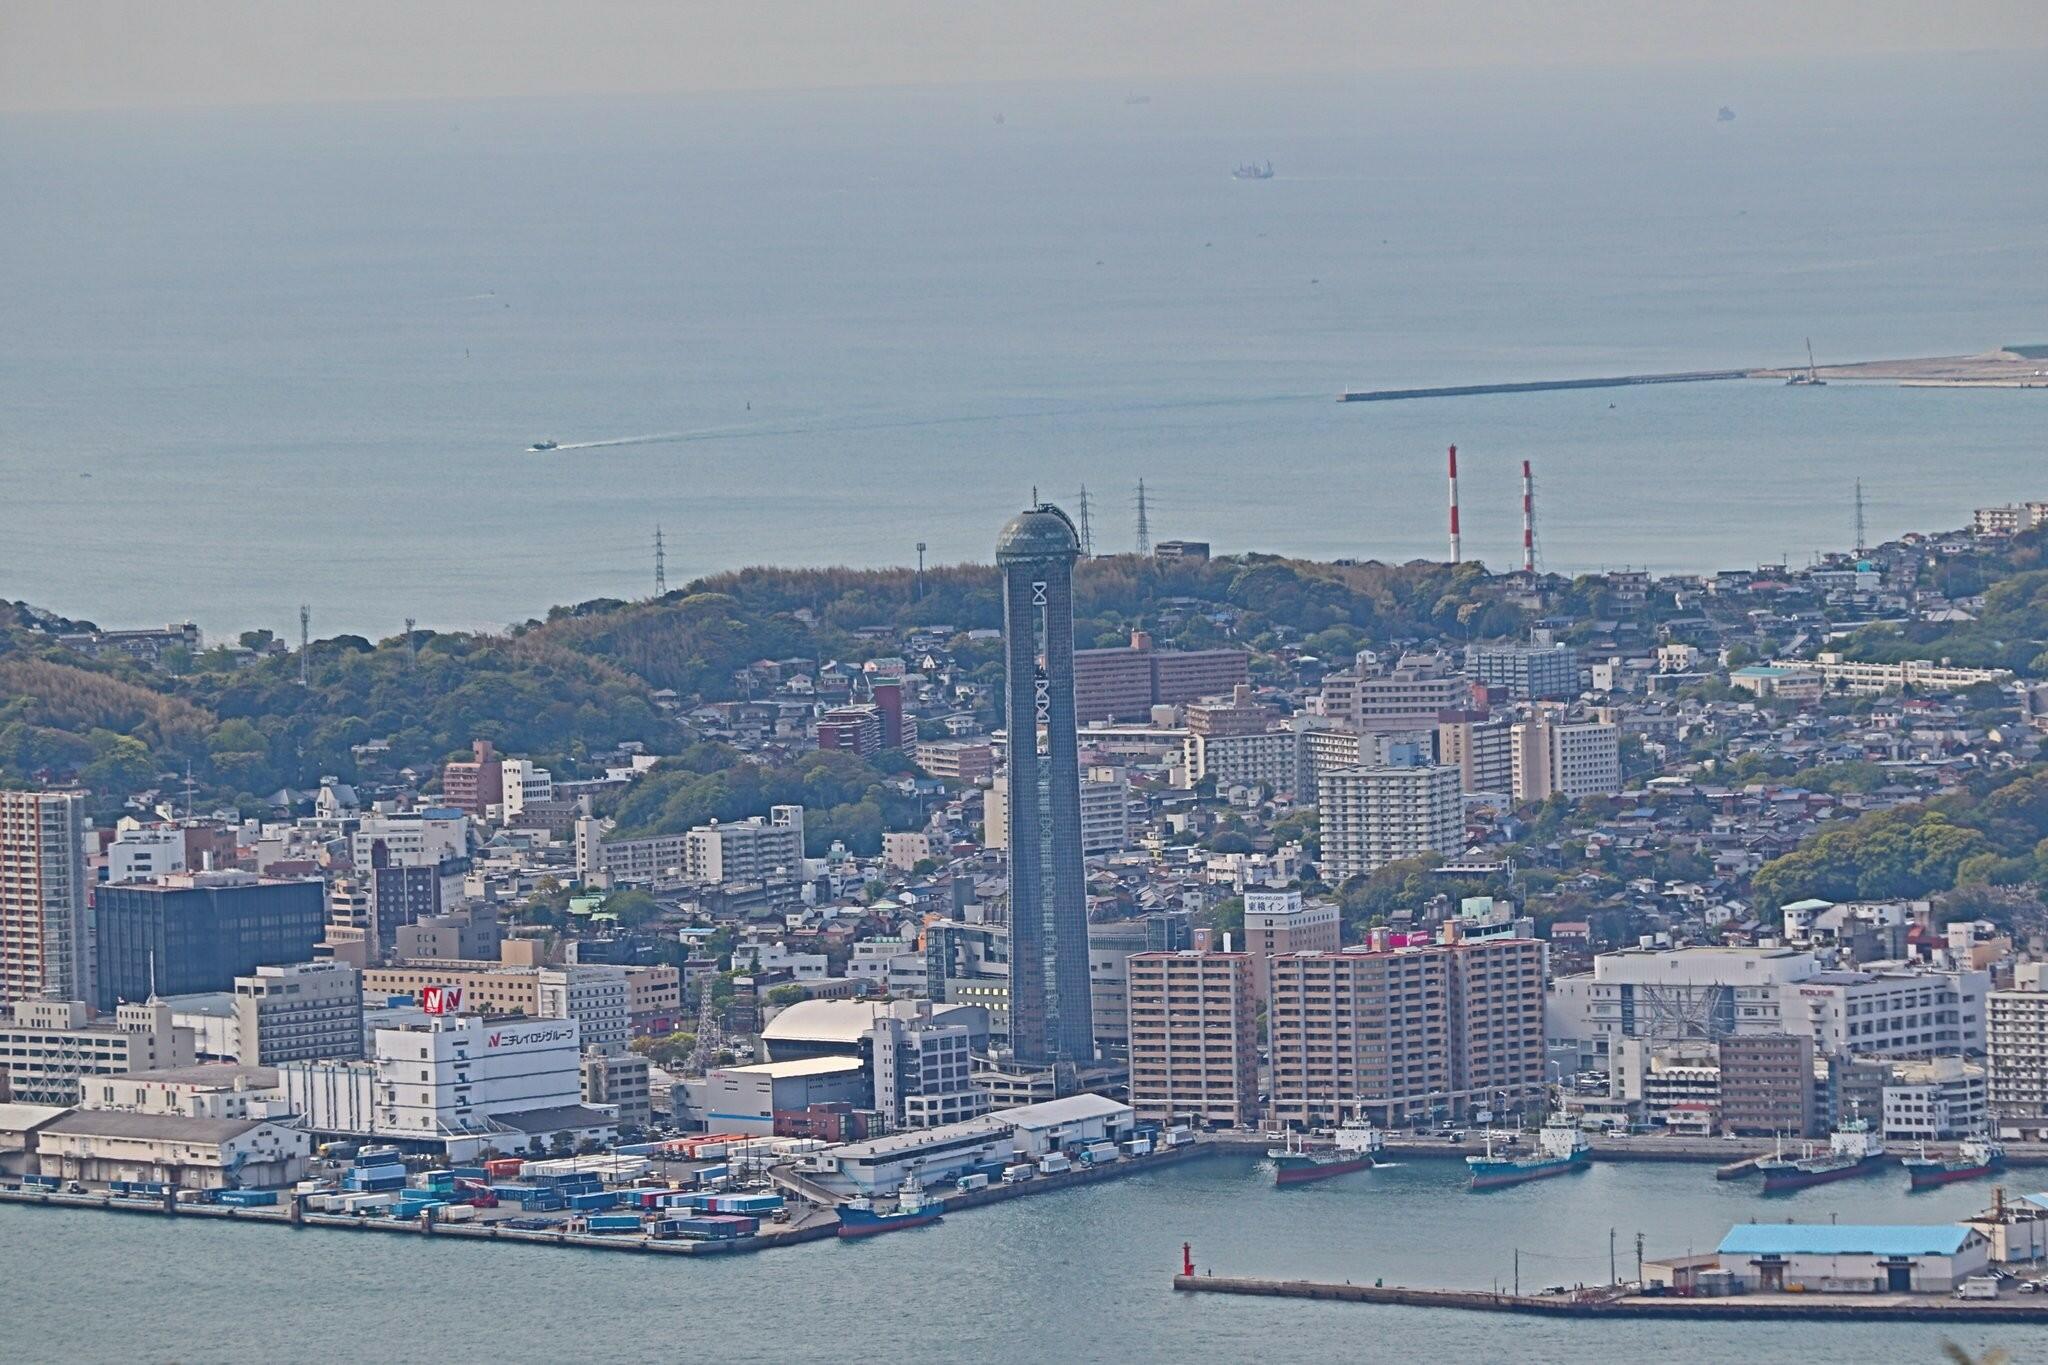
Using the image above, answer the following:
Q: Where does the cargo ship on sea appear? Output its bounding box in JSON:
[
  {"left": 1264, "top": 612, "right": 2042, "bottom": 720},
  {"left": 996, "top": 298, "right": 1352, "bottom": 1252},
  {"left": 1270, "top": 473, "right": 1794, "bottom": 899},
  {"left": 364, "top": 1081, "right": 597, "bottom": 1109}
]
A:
[
  {"left": 1269, "top": 1115, "right": 1384, "bottom": 1186},
  {"left": 1466, "top": 1118, "right": 1590, "bottom": 1191},
  {"left": 1756, "top": 1119, "right": 1888, "bottom": 1194},
  {"left": 836, "top": 1176, "right": 941, "bottom": 1238},
  {"left": 1902, "top": 1135, "right": 2004, "bottom": 1190}
]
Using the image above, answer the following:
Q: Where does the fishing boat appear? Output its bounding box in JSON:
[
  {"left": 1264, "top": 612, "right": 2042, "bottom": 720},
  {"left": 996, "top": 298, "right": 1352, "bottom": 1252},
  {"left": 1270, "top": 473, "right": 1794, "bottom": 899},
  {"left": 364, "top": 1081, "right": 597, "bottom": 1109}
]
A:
[
  {"left": 1466, "top": 1116, "right": 1590, "bottom": 1191},
  {"left": 1902, "top": 1135, "right": 2004, "bottom": 1190},
  {"left": 1757, "top": 1118, "right": 1887, "bottom": 1194},
  {"left": 1269, "top": 1114, "right": 1382, "bottom": 1186},
  {"left": 837, "top": 1175, "right": 942, "bottom": 1238},
  {"left": 528, "top": 439, "right": 560, "bottom": 451},
  {"left": 1232, "top": 161, "right": 1274, "bottom": 181}
]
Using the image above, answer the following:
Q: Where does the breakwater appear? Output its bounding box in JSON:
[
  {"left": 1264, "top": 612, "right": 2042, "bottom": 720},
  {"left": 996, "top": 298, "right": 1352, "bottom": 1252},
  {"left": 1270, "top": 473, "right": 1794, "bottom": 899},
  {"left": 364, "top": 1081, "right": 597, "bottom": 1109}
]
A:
[
  {"left": 1340, "top": 370, "right": 1750, "bottom": 402},
  {"left": 1172, "top": 1274, "right": 2048, "bottom": 1322}
]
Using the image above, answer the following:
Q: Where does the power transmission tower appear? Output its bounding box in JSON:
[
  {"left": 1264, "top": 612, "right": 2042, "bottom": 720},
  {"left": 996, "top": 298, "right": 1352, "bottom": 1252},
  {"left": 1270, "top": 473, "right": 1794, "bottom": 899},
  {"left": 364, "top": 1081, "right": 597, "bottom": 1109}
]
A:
[
  {"left": 653, "top": 525, "right": 667, "bottom": 596},
  {"left": 686, "top": 988, "right": 726, "bottom": 1075},
  {"left": 403, "top": 617, "right": 417, "bottom": 669},
  {"left": 298, "top": 605, "right": 310, "bottom": 686},
  {"left": 1076, "top": 486, "right": 1094, "bottom": 557},
  {"left": 1135, "top": 479, "right": 1151, "bottom": 556},
  {"left": 1854, "top": 479, "right": 1867, "bottom": 558}
]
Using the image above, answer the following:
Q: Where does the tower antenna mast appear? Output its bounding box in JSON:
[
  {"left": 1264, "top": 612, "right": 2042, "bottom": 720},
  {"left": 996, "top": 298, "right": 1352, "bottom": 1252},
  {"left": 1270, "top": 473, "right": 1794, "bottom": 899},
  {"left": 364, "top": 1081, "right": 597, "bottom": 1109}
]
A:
[
  {"left": 299, "top": 605, "right": 310, "bottom": 686},
  {"left": 654, "top": 525, "right": 667, "bottom": 597},
  {"left": 1135, "top": 479, "right": 1151, "bottom": 556}
]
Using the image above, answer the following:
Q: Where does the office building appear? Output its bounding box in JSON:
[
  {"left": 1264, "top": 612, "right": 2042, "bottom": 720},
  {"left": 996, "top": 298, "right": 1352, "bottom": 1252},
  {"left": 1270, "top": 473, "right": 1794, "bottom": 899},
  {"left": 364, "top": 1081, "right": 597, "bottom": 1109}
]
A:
[
  {"left": 1240, "top": 890, "right": 1342, "bottom": 1003},
  {"left": 996, "top": 503, "right": 1095, "bottom": 1065},
  {"left": 1465, "top": 643, "right": 1581, "bottom": 700},
  {"left": 914, "top": 740, "right": 996, "bottom": 785},
  {"left": 1716, "top": 1033, "right": 1817, "bottom": 1138},
  {"left": 1511, "top": 715, "right": 1622, "bottom": 801},
  {"left": 1784, "top": 966, "right": 1989, "bottom": 1059},
  {"left": 94, "top": 872, "right": 326, "bottom": 1012},
  {"left": 1267, "top": 934, "right": 1545, "bottom": 1127},
  {"left": 0, "top": 791, "right": 91, "bottom": 1005},
  {"left": 1881, "top": 1057, "right": 1987, "bottom": 1142},
  {"left": 1126, "top": 950, "right": 1259, "bottom": 1128},
  {"left": 1547, "top": 945, "right": 1820, "bottom": 1063},
  {"left": 1317, "top": 752, "right": 1462, "bottom": 882},
  {"left": 539, "top": 965, "right": 630, "bottom": 1056},
  {"left": 581, "top": 1050, "right": 653, "bottom": 1127},
  {"left": 233, "top": 961, "right": 364, "bottom": 1065},
  {"left": 0, "top": 1000, "right": 196, "bottom": 1105},
  {"left": 498, "top": 758, "right": 553, "bottom": 818},
  {"left": 394, "top": 902, "right": 502, "bottom": 962},
  {"left": 1185, "top": 684, "right": 1270, "bottom": 737}
]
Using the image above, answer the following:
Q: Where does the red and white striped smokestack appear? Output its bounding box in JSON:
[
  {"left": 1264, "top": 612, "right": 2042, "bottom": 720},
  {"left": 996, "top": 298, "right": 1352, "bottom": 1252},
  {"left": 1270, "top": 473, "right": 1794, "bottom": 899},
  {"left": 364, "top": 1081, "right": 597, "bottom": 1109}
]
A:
[
  {"left": 1447, "top": 444, "right": 1462, "bottom": 564},
  {"left": 1521, "top": 459, "right": 1535, "bottom": 575}
]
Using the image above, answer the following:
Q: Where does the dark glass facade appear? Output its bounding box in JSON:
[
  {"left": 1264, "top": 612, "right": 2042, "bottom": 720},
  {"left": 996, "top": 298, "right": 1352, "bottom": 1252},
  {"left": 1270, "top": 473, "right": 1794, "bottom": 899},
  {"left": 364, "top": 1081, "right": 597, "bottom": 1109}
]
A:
[
  {"left": 996, "top": 504, "right": 1095, "bottom": 1065},
  {"left": 93, "top": 877, "right": 327, "bottom": 1010}
]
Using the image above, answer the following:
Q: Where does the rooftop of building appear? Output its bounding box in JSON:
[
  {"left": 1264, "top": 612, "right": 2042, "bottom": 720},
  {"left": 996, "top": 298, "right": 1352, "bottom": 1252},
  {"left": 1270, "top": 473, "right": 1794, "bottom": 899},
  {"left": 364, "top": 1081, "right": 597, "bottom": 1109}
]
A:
[
  {"left": 713, "top": 1057, "right": 865, "bottom": 1080},
  {"left": 488, "top": 1104, "right": 620, "bottom": 1135},
  {"left": 41, "top": 1110, "right": 276, "bottom": 1143},
  {"left": 123, "top": 1062, "right": 280, "bottom": 1089},
  {"left": 760, "top": 998, "right": 973, "bottom": 1046},
  {"left": 830, "top": 1117, "right": 1017, "bottom": 1162},
  {"left": 987, "top": 1093, "right": 1131, "bottom": 1130},
  {"left": 0, "top": 1102, "right": 71, "bottom": 1134},
  {"left": 1716, "top": 1223, "right": 1977, "bottom": 1258}
]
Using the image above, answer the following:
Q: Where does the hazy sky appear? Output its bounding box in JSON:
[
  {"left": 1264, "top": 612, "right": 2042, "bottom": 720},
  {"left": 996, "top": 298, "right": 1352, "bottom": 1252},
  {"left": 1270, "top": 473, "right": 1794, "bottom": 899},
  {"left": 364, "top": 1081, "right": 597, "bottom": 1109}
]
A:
[{"left": 5, "top": 0, "right": 2045, "bottom": 113}]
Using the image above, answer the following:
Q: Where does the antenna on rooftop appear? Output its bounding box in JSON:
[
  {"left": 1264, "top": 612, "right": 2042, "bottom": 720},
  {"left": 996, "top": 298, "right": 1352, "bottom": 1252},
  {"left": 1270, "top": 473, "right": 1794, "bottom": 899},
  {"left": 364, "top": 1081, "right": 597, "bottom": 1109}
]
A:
[
  {"left": 1136, "top": 479, "right": 1151, "bottom": 556},
  {"left": 299, "top": 605, "right": 310, "bottom": 686},
  {"left": 654, "top": 525, "right": 668, "bottom": 597}
]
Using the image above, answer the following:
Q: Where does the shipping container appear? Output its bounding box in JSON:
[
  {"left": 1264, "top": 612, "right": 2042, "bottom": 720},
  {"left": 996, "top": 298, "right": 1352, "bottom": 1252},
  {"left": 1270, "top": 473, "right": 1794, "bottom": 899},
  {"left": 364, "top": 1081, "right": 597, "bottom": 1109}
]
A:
[
  {"left": 955, "top": 1174, "right": 990, "bottom": 1192},
  {"left": 216, "top": 1190, "right": 280, "bottom": 1207},
  {"left": 1081, "top": 1143, "right": 1119, "bottom": 1165},
  {"left": 1037, "top": 1154, "right": 1072, "bottom": 1175},
  {"left": 583, "top": 1214, "right": 644, "bottom": 1233},
  {"left": 436, "top": 1203, "right": 479, "bottom": 1223},
  {"left": 484, "top": 1157, "right": 527, "bottom": 1180}
]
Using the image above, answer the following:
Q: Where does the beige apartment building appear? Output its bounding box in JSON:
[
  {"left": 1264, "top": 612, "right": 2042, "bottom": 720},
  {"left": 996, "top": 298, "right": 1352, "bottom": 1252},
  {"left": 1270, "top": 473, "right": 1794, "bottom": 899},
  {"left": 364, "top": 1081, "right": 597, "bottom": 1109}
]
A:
[{"left": 1126, "top": 951, "right": 1259, "bottom": 1129}]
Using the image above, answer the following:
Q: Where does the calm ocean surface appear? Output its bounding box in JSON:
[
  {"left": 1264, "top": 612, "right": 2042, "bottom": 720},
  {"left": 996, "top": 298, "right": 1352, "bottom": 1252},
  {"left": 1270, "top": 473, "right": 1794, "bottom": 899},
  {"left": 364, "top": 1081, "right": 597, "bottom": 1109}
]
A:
[
  {"left": 2, "top": 56, "right": 2045, "bottom": 637},
  {"left": 0, "top": 1154, "right": 2038, "bottom": 1363}
]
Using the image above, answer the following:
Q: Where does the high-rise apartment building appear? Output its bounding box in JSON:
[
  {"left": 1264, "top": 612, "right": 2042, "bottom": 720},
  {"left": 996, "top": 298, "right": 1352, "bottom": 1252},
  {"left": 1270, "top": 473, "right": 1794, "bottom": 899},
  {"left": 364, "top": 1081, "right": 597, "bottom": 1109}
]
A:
[
  {"left": 1126, "top": 950, "right": 1259, "bottom": 1128},
  {"left": 1317, "top": 754, "right": 1462, "bottom": 882},
  {"left": 440, "top": 739, "right": 503, "bottom": 817},
  {"left": 1988, "top": 987, "right": 2048, "bottom": 1138},
  {"left": 997, "top": 503, "right": 1094, "bottom": 1065},
  {"left": 684, "top": 807, "right": 806, "bottom": 885},
  {"left": 1071, "top": 630, "right": 1250, "bottom": 723},
  {"left": 1436, "top": 714, "right": 1515, "bottom": 795},
  {"left": 1319, "top": 656, "right": 1471, "bottom": 733},
  {"left": 0, "top": 791, "right": 92, "bottom": 1005},
  {"left": 1267, "top": 935, "right": 1545, "bottom": 1127},
  {"left": 1465, "top": 643, "right": 1581, "bottom": 701},
  {"left": 1511, "top": 714, "right": 1621, "bottom": 801}
]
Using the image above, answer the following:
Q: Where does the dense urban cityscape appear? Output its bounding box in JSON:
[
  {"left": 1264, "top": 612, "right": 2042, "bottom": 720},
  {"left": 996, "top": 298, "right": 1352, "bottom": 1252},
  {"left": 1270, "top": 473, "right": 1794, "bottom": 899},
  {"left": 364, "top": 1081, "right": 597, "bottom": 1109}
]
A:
[{"left": 5, "top": 483, "right": 2048, "bottom": 1339}]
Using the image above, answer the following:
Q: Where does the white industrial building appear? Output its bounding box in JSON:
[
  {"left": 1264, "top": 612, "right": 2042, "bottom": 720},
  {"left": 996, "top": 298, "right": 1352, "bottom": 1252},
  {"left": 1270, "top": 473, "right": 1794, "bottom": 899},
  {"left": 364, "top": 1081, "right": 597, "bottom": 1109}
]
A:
[
  {"left": 1881, "top": 1057, "right": 1988, "bottom": 1141},
  {"left": 35, "top": 1111, "right": 311, "bottom": 1190},
  {"left": 0, "top": 1001, "right": 196, "bottom": 1105},
  {"left": 1785, "top": 966, "right": 1989, "bottom": 1059},
  {"left": 807, "top": 1095, "right": 1135, "bottom": 1195},
  {"left": 1547, "top": 945, "right": 1819, "bottom": 1063},
  {"left": 1713, "top": 1224, "right": 1991, "bottom": 1294},
  {"left": 278, "top": 1013, "right": 614, "bottom": 1158}
]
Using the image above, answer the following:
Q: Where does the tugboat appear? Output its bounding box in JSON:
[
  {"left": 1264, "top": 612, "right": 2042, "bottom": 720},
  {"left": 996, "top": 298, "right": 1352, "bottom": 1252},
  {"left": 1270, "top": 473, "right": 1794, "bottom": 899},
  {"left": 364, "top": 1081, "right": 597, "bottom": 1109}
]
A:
[
  {"left": 1758, "top": 1117, "right": 1887, "bottom": 1194},
  {"left": 1232, "top": 161, "right": 1274, "bottom": 180},
  {"left": 1269, "top": 1113, "right": 1384, "bottom": 1187},
  {"left": 528, "top": 439, "right": 560, "bottom": 451},
  {"left": 1902, "top": 1135, "right": 2005, "bottom": 1190},
  {"left": 836, "top": 1175, "right": 942, "bottom": 1238},
  {"left": 1466, "top": 1116, "right": 1591, "bottom": 1191}
]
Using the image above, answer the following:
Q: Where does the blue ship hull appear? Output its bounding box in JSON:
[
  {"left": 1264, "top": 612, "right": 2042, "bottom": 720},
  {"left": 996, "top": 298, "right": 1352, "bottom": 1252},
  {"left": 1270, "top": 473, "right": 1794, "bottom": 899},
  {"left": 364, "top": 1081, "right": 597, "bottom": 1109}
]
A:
[
  {"left": 1467, "top": 1149, "right": 1591, "bottom": 1191},
  {"left": 837, "top": 1205, "right": 942, "bottom": 1239}
]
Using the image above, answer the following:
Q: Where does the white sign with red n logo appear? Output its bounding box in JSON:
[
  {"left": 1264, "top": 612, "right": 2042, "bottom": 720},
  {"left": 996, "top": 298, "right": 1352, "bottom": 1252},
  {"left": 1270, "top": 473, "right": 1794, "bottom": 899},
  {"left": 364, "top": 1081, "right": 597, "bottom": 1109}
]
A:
[{"left": 421, "top": 985, "right": 463, "bottom": 1015}]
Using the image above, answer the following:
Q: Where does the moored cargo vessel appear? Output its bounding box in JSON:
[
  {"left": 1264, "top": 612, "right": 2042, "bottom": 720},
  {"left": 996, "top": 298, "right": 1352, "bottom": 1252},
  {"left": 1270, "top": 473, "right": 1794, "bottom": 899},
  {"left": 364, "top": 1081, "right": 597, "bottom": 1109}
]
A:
[
  {"left": 1466, "top": 1117, "right": 1590, "bottom": 1191},
  {"left": 1757, "top": 1118, "right": 1887, "bottom": 1194},
  {"left": 837, "top": 1176, "right": 942, "bottom": 1239},
  {"left": 1269, "top": 1114, "right": 1384, "bottom": 1187},
  {"left": 1902, "top": 1135, "right": 2003, "bottom": 1190}
]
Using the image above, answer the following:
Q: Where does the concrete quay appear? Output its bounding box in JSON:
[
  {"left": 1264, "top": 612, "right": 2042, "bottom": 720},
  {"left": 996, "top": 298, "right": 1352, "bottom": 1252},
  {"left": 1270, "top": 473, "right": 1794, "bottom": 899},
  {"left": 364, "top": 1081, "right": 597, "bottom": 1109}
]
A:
[{"left": 1172, "top": 1274, "right": 2048, "bottom": 1322}]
